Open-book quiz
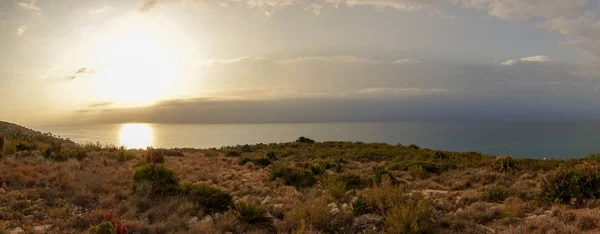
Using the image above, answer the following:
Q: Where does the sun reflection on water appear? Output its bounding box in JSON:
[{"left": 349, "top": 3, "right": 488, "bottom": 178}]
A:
[{"left": 119, "top": 123, "right": 153, "bottom": 149}]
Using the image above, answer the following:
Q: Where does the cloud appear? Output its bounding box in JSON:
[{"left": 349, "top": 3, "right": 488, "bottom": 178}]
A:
[
  {"left": 502, "top": 56, "right": 548, "bottom": 66},
  {"left": 275, "top": 56, "right": 381, "bottom": 64},
  {"left": 16, "top": 26, "right": 27, "bottom": 36},
  {"left": 520, "top": 55, "right": 548, "bottom": 62},
  {"left": 453, "top": 0, "right": 587, "bottom": 21},
  {"left": 76, "top": 68, "right": 97, "bottom": 74},
  {"left": 204, "top": 55, "right": 382, "bottom": 66},
  {"left": 451, "top": 0, "right": 600, "bottom": 61},
  {"left": 15, "top": 0, "right": 40, "bottom": 11},
  {"left": 232, "top": 0, "right": 296, "bottom": 16},
  {"left": 358, "top": 87, "right": 449, "bottom": 96},
  {"left": 323, "top": 0, "right": 463, "bottom": 18},
  {"left": 501, "top": 59, "right": 516, "bottom": 66},
  {"left": 65, "top": 67, "right": 96, "bottom": 80},
  {"left": 393, "top": 59, "right": 422, "bottom": 64},
  {"left": 306, "top": 3, "right": 323, "bottom": 16},
  {"left": 89, "top": 6, "right": 112, "bottom": 15},
  {"left": 89, "top": 102, "right": 114, "bottom": 108},
  {"left": 138, "top": 0, "right": 159, "bottom": 13},
  {"left": 204, "top": 56, "right": 271, "bottom": 65}
]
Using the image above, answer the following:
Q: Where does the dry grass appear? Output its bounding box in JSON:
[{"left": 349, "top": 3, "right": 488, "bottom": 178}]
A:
[{"left": 2, "top": 136, "right": 600, "bottom": 233}]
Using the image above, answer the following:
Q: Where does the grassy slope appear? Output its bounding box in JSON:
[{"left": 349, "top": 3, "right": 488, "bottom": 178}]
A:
[
  {"left": 1, "top": 122, "right": 600, "bottom": 233},
  {"left": 0, "top": 121, "right": 72, "bottom": 144}
]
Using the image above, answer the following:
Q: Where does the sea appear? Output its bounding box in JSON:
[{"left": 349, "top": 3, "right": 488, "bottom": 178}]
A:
[{"left": 33, "top": 121, "right": 600, "bottom": 159}]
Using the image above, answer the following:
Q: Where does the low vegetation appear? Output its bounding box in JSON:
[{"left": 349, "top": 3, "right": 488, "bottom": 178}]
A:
[{"left": 4, "top": 124, "right": 600, "bottom": 233}]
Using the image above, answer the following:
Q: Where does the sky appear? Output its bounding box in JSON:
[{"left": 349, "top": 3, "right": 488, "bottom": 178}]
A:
[{"left": 2, "top": 0, "right": 600, "bottom": 125}]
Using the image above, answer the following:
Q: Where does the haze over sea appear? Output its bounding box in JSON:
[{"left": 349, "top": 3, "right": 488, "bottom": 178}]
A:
[{"left": 34, "top": 121, "right": 600, "bottom": 159}]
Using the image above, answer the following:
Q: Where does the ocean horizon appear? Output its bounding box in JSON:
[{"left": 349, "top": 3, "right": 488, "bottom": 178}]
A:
[{"left": 34, "top": 121, "right": 600, "bottom": 159}]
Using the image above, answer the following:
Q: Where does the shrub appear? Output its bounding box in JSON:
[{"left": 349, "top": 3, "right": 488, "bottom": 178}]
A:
[
  {"left": 241, "top": 144, "right": 252, "bottom": 153},
  {"left": 516, "top": 158, "right": 565, "bottom": 171},
  {"left": 539, "top": 162, "right": 600, "bottom": 204},
  {"left": 296, "top": 137, "right": 315, "bottom": 144},
  {"left": 363, "top": 177, "right": 407, "bottom": 215},
  {"left": 133, "top": 164, "right": 180, "bottom": 196},
  {"left": 408, "top": 165, "right": 427, "bottom": 179},
  {"left": 240, "top": 157, "right": 271, "bottom": 167},
  {"left": 309, "top": 163, "right": 325, "bottom": 175},
  {"left": 435, "top": 151, "right": 447, "bottom": 160},
  {"left": 180, "top": 183, "right": 233, "bottom": 213},
  {"left": 266, "top": 151, "right": 277, "bottom": 160},
  {"left": 391, "top": 161, "right": 457, "bottom": 174},
  {"left": 353, "top": 196, "right": 377, "bottom": 216},
  {"left": 116, "top": 147, "right": 132, "bottom": 163},
  {"left": 103, "top": 210, "right": 128, "bottom": 234},
  {"left": 588, "top": 154, "right": 600, "bottom": 162},
  {"left": 0, "top": 133, "right": 4, "bottom": 152},
  {"left": 407, "top": 144, "right": 420, "bottom": 150},
  {"left": 88, "top": 221, "right": 116, "bottom": 234},
  {"left": 253, "top": 157, "right": 272, "bottom": 167},
  {"left": 270, "top": 165, "right": 316, "bottom": 188},
  {"left": 372, "top": 166, "right": 392, "bottom": 184},
  {"left": 145, "top": 148, "right": 165, "bottom": 164},
  {"left": 226, "top": 151, "right": 241, "bottom": 157},
  {"left": 282, "top": 196, "right": 349, "bottom": 233},
  {"left": 15, "top": 142, "right": 35, "bottom": 151},
  {"left": 162, "top": 148, "right": 184, "bottom": 157},
  {"left": 503, "top": 196, "right": 525, "bottom": 218},
  {"left": 384, "top": 195, "right": 432, "bottom": 234},
  {"left": 493, "top": 156, "right": 516, "bottom": 172},
  {"left": 338, "top": 174, "right": 366, "bottom": 190},
  {"left": 487, "top": 187, "right": 509, "bottom": 202},
  {"left": 236, "top": 202, "right": 273, "bottom": 226}
]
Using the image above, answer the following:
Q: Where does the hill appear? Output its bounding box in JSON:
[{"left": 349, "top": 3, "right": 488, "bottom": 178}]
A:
[
  {"left": 0, "top": 121, "right": 72, "bottom": 145},
  {"left": 1, "top": 122, "right": 600, "bottom": 233}
]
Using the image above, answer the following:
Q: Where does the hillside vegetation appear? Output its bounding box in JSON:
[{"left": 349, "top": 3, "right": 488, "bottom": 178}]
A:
[{"left": 2, "top": 122, "right": 600, "bottom": 233}]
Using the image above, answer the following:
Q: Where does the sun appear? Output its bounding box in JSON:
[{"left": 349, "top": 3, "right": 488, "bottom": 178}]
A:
[{"left": 91, "top": 15, "right": 182, "bottom": 106}]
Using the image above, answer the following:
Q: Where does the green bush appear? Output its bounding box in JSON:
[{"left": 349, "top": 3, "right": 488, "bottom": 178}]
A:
[
  {"left": 270, "top": 165, "right": 316, "bottom": 188},
  {"left": 226, "top": 151, "right": 241, "bottom": 157},
  {"left": 266, "top": 151, "right": 277, "bottom": 160},
  {"left": 309, "top": 163, "right": 326, "bottom": 175},
  {"left": 253, "top": 157, "right": 271, "bottom": 167},
  {"left": 133, "top": 164, "right": 180, "bottom": 196},
  {"left": 0, "top": 133, "right": 4, "bottom": 152},
  {"left": 407, "top": 144, "right": 420, "bottom": 150},
  {"left": 391, "top": 161, "right": 457, "bottom": 174},
  {"left": 15, "top": 142, "right": 36, "bottom": 151},
  {"left": 516, "top": 158, "right": 565, "bottom": 171},
  {"left": 88, "top": 221, "right": 116, "bottom": 234},
  {"left": 240, "top": 157, "right": 271, "bottom": 167},
  {"left": 539, "top": 162, "right": 600, "bottom": 204},
  {"left": 180, "top": 183, "right": 233, "bottom": 213},
  {"left": 162, "top": 148, "right": 184, "bottom": 157},
  {"left": 487, "top": 187, "right": 509, "bottom": 202},
  {"left": 236, "top": 202, "right": 273, "bottom": 226},
  {"left": 589, "top": 154, "right": 600, "bottom": 162},
  {"left": 241, "top": 144, "right": 252, "bottom": 153},
  {"left": 338, "top": 174, "right": 366, "bottom": 190},
  {"left": 296, "top": 136, "right": 315, "bottom": 144}
]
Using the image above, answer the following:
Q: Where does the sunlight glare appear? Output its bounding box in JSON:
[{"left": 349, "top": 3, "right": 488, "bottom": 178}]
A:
[
  {"left": 119, "top": 123, "right": 154, "bottom": 149},
  {"left": 92, "top": 15, "right": 183, "bottom": 106}
]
